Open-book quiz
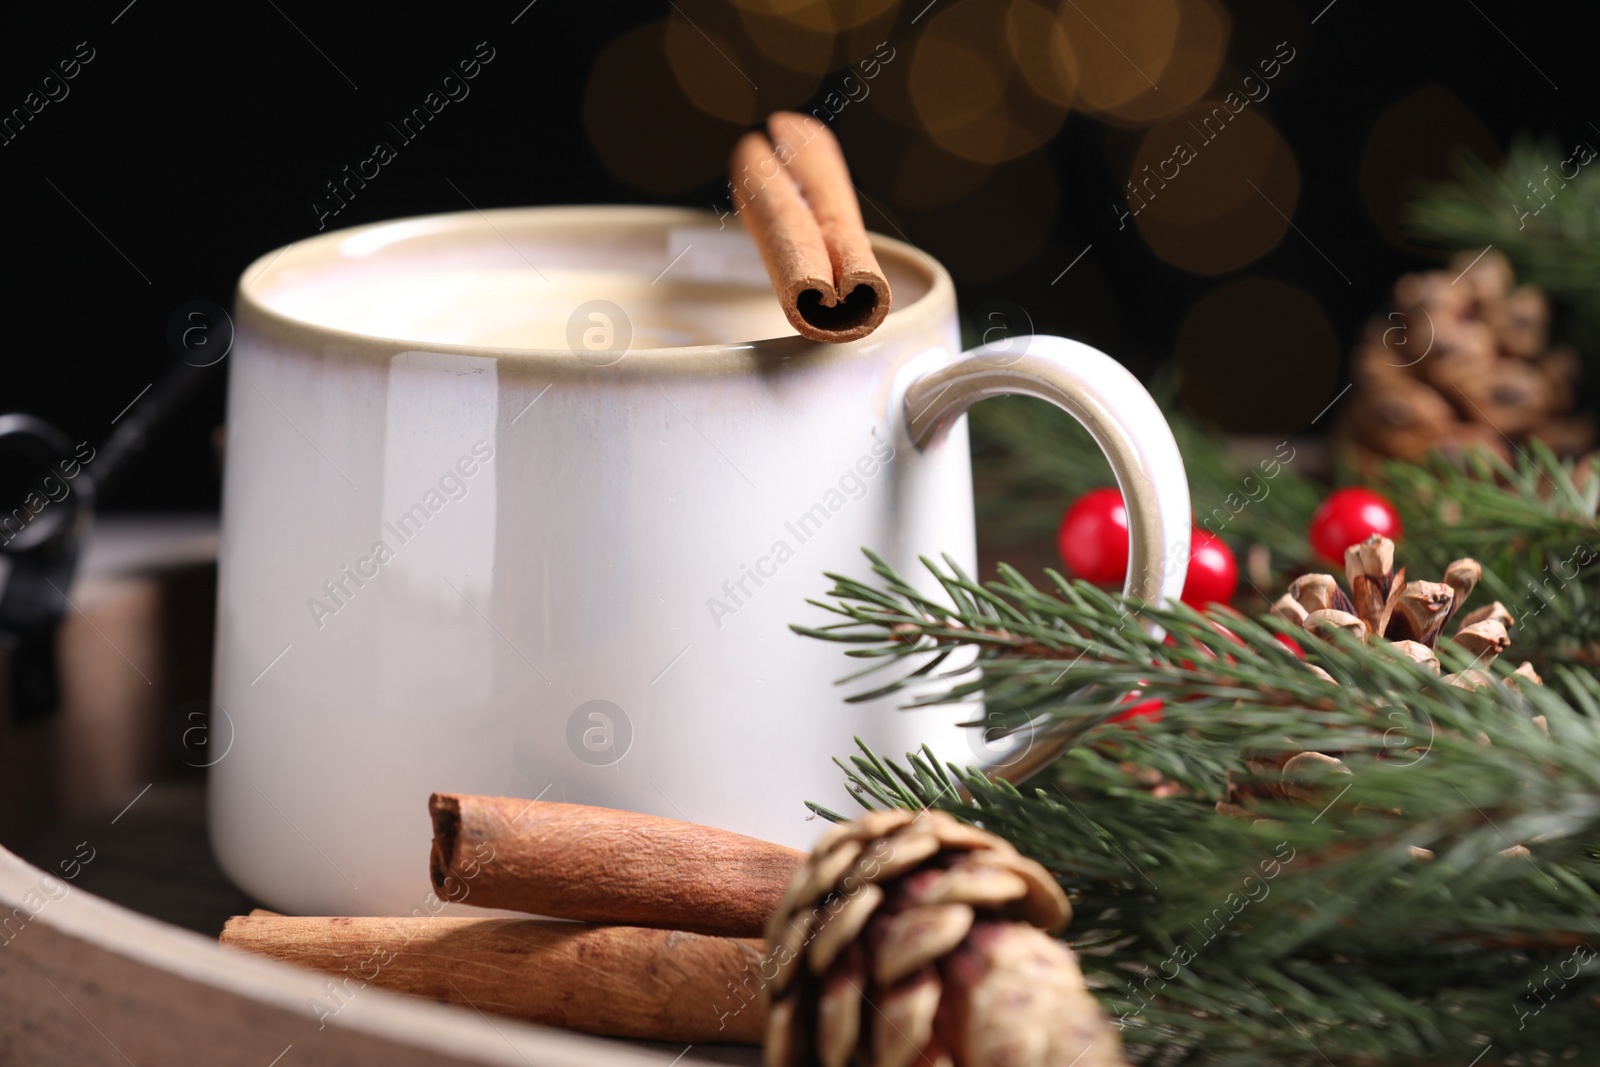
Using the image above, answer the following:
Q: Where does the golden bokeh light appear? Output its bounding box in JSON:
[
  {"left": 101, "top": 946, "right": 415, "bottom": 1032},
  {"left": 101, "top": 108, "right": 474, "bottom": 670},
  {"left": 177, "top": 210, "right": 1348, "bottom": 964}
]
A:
[
  {"left": 1176, "top": 277, "right": 1342, "bottom": 432},
  {"left": 663, "top": 1, "right": 833, "bottom": 129},
  {"left": 834, "top": 108, "right": 996, "bottom": 212},
  {"left": 1129, "top": 101, "right": 1300, "bottom": 274},
  {"left": 728, "top": 0, "right": 902, "bottom": 74},
  {"left": 737, "top": 0, "right": 838, "bottom": 76},
  {"left": 1005, "top": 0, "right": 1078, "bottom": 109},
  {"left": 912, "top": 36, "right": 1006, "bottom": 136},
  {"left": 1098, "top": 0, "right": 1229, "bottom": 125},
  {"left": 729, "top": 0, "right": 899, "bottom": 29},
  {"left": 826, "top": 0, "right": 901, "bottom": 29},
  {"left": 665, "top": 13, "right": 761, "bottom": 124},
  {"left": 909, "top": 0, "right": 1070, "bottom": 164},
  {"left": 583, "top": 21, "right": 744, "bottom": 194},
  {"left": 836, "top": 3, "right": 903, "bottom": 68},
  {"left": 1057, "top": 0, "right": 1180, "bottom": 114},
  {"left": 1359, "top": 85, "right": 1501, "bottom": 252}
]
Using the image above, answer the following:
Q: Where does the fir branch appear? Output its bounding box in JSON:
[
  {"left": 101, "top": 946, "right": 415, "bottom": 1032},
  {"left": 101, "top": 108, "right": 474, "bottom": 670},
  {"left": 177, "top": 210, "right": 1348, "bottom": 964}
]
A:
[
  {"left": 1405, "top": 135, "right": 1600, "bottom": 352},
  {"left": 1378, "top": 447, "right": 1600, "bottom": 673},
  {"left": 797, "top": 554, "right": 1600, "bottom": 1065}
]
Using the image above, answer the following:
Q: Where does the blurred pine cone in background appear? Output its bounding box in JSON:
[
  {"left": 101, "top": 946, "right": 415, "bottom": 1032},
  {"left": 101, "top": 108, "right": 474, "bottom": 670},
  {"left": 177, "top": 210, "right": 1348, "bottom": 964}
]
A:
[{"left": 1340, "top": 250, "right": 1593, "bottom": 467}]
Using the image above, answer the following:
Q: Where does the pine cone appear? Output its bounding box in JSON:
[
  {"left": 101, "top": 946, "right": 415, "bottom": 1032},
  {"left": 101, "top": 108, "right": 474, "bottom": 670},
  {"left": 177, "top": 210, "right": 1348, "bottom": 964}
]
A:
[
  {"left": 760, "top": 809, "right": 1127, "bottom": 1067},
  {"left": 1227, "top": 534, "right": 1543, "bottom": 817},
  {"left": 1338, "top": 252, "right": 1591, "bottom": 459}
]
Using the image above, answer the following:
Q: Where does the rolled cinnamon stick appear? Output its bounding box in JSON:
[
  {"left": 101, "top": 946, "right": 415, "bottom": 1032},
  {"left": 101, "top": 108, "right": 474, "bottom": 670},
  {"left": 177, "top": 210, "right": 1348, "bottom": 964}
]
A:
[
  {"left": 429, "top": 793, "right": 804, "bottom": 937},
  {"left": 731, "top": 111, "right": 891, "bottom": 344},
  {"left": 221, "top": 915, "right": 765, "bottom": 1043}
]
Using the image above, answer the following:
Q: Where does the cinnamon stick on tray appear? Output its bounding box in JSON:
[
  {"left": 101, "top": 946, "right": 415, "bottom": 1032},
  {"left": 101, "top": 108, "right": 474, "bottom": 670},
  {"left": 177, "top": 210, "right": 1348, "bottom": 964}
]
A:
[
  {"left": 429, "top": 793, "right": 804, "bottom": 938},
  {"left": 221, "top": 915, "right": 765, "bottom": 1044},
  {"left": 731, "top": 111, "right": 892, "bottom": 344}
]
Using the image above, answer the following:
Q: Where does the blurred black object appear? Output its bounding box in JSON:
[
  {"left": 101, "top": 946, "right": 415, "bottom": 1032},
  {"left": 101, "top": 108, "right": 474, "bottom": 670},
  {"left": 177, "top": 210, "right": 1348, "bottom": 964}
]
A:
[{"left": 0, "top": 361, "right": 218, "bottom": 721}]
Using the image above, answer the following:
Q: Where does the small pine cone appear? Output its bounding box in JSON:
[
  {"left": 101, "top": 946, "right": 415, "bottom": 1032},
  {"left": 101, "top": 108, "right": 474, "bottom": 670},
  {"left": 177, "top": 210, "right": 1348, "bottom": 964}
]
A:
[
  {"left": 1509, "top": 661, "right": 1544, "bottom": 689},
  {"left": 1447, "top": 248, "right": 1513, "bottom": 306},
  {"left": 1457, "top": 601, "right": 1513, "bottom": 634},
  {"left": 1422, "top": 321, "right": 1496, "bottom": 396},
  {"left": 1344, "top": 534, "right": 1397, "bottom": 634},
  {"left": 1388, "top": 640, "right": 1441, "bottom": 674},
  {"left": 1305, "top": 609, "right": 1367, "bottom": 643},
  {"left": 1344, "top": 377, "right": 1459, "bottom": 462},
  {"left": 1533, "top": 346, "right": 1583, "bottom": 412},
  {"left": 1394, "top": 269, "right": 1472, "bottom": 319},
  {"left": 1444, "top": 668, "right": 1496, "bottom": 690},
  {"left": 761, "top": 810, "right": 1127, "bottom": 1067},
  {"left": 1441, "top": 560, "right": 1481, "bottom": 617},
  {"left": 1280, "top": 751, "right": 1352, "bottom": 805},
  {"left": 1531, "top": 414, "right": 1598, "bottom": 456},
  {"left": 1487, "top": 285, "right": 1550, "bottom": 359},
  {"left": 1453, "top": 618, "right": 1510, "bottom": 663},
  {"left": 1270, "top": 593, "right": 1309, "bottom": 627},
  {"left": 1384, "top": 581, "right": 1455, "bottom": 646},
  {"left": 1455, "top": 359, "right": 1555, "bottom": 437},
  {"left": 1288, "top": 573, "right": 1356, "bottom": 616},
  {"left": 1221, "top": 747, "right": 1350, "bottom": 814}
]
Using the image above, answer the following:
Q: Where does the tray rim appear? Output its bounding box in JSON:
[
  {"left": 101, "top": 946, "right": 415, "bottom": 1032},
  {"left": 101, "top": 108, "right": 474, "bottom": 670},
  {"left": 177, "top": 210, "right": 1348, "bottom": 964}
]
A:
[{"left": 0, "top": 841, "right": 726, "bottom": 1066}]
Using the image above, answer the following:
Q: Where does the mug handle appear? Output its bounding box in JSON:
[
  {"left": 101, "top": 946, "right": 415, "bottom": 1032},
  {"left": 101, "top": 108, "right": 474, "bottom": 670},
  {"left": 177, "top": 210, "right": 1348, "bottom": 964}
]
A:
[{"left": 901, "top": 334, "right": 1191, "bottom": 783}]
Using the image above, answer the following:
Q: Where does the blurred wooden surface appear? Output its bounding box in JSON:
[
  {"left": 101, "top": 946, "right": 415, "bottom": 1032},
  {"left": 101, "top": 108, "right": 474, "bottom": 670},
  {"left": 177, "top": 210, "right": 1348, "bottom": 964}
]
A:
[
  {"left": 12, "top": 781, "right": 256, "bottom": 938},
  {"left": 0, "top": 516, "right": 217, "bottom": 845}
]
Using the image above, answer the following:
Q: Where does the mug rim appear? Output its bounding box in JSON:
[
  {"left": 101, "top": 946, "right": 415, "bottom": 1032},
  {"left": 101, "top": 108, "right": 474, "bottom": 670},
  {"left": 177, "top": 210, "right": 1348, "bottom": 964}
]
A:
[{"left": 234, "top": 205, "right": 953, "bottom": 362}]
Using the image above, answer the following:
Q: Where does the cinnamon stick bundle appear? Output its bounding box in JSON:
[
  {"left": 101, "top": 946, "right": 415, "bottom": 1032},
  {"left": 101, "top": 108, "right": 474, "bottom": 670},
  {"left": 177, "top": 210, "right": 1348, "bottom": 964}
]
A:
[
  {"left": 731, "top": 111, "right": 891, "bottom": 344},
  {"left": 221, "top": 915, "right": 765, "bottom": 1043},
  {"left": 429, "top": 793, "right": 803, "bottom": 937}
]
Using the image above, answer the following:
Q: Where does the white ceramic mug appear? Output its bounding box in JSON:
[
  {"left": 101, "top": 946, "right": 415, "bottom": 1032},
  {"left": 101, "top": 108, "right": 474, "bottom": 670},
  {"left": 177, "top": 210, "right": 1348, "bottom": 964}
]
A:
[{"left": 215, "top": 206, "right": 1190, "bottom": 915}]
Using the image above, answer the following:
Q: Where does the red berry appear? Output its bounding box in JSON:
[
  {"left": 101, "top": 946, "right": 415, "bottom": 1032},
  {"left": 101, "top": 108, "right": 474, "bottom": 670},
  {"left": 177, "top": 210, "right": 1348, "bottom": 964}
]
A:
[
  {"left": 1109, "top": 692, "right": 1164, "bottom": 724},
  {"left": 1059, "top": 491, "right": 1237, "bottom": 605},
  {"left": 1309, "top": 487, "right": 1402, "bottom": 565},
  {"left": 1181, "top": 530, "right": 1238, "bottom": 608},
  {"left": 1275, "top": 633, "right": 1305, "bottom": 658},
  {"left": 1057, "top": 487, "right": 1129, "bottom": 586}
]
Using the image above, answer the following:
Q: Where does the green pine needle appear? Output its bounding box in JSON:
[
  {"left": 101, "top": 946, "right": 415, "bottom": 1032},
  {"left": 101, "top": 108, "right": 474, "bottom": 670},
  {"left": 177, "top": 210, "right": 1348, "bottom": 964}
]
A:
[{"left": 795, "top": 553, "right": 1600, "bottom": 1065}]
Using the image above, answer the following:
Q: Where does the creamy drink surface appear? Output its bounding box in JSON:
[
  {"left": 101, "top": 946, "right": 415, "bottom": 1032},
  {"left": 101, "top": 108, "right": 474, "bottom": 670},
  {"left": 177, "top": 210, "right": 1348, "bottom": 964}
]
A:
[{"left": 262, "top": 268, "right": 800, "bottom": 350}]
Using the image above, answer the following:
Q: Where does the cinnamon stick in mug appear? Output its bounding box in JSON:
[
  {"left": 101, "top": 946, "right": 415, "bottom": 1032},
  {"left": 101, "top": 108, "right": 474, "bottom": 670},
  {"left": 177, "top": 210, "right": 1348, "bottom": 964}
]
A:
[
  {"left": 221, "top": 915, "right": 765, "bottom": 1043},
  {"left": 731, "top": 111, "right": 891, "bottom": 344},
  {"left": 429, "top": 793, "right": 804, "bottom": 937}
]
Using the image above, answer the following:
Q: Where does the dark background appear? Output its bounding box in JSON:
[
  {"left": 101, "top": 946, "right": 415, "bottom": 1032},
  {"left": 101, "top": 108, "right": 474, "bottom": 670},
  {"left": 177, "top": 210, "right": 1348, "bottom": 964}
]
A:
[{"left": 3, "top": 0, "right": 1596, "bottom": 514}]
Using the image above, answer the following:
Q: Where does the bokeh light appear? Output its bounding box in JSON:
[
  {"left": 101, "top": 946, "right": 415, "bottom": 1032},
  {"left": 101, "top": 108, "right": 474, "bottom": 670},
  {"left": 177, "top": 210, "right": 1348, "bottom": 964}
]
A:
[
  {"left": 1058, "top": 0, "right": 1181, "bottom": 114},
  {"left": 584, "top": 21, "right": 745, "bottom": 194},
  {"left": 1176, "top": 278, "right": 1342, "bottom": 432},
  {"left": 1359, "top": 85, "right": 1501, "bottom": 252},
  {"left": 909, "top": 0, "right": 1070, "bottom": 164},
  {"left": 1005, "top": 0, "right": 1079, "bottom": 109},
  {"left": 1130, "top": 101, "right": 1301, "bottom": 275},
  {"left": 837, "top": 109, "right": 996, "bottom": 211},
  {"left": 665, "top": 13, "right": 761, "bottom": 124},
  {"left": 1097, "top": 0, "right": 1230, "bottom": 125},
  {"left": 737, "top": 0, "right": 838, "bottom": 76}
]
